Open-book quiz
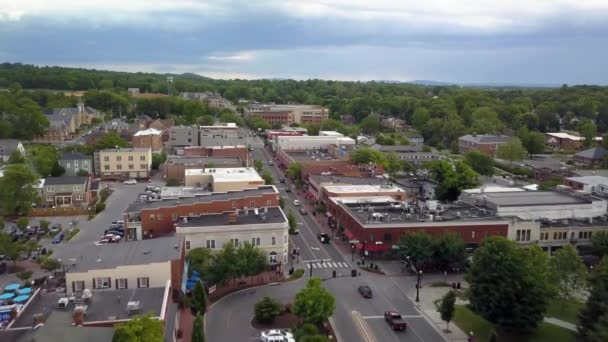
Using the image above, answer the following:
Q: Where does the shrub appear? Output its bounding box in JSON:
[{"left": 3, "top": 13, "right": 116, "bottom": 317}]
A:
[
  {"left": 95, "top": 202, "right": 106, "bottom": 213},
  {"left": 254, "top": 296, "right": 282, "bottom": 324}
]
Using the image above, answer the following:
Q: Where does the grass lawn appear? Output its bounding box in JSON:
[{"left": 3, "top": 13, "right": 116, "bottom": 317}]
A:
[
  {"left": 453, "top": 305, "right": 575, "bottom": 342},
  {"left": 545, "top": 299, "right": 584, "bottom": 325}
]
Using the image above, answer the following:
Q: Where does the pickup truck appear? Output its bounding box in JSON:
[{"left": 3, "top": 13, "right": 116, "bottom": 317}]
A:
[{"left": 384, "top": 311, "right": 407, "bottom": 331}]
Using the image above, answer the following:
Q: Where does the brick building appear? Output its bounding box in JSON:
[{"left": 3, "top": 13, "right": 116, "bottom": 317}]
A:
[
  {"left": 181, "top": 145, "right": 249, "bottom": 160},
  {"left": 163, "top": 156, "right": 242, "bottom": 182},
  {"left": 132, "top": 128, "right": 163, "bottom": 152},
  {"left": 458, "top": 134, "right": 513, "bottom": 156},
  {"left": 244, "top": 104, "right": 329, "bottom": 126},
  {"left": 123, "top": 186, "right": 279, "bottom": 240}
]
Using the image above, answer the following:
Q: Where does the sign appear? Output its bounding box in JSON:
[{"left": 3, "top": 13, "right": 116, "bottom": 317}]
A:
[
  {"left": 364, "top": 251, "right": 369, "bottom": 256},
  {"left": 349, "top": 240, "right": 360, "bottom": 244},
  {"left": 209, "top": 284, "right": 217, "bottom": 294},
  {"left": 0, "top": 307, "right": 13, "bottom": 323}
]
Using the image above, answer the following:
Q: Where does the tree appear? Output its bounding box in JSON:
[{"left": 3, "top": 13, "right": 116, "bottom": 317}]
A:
[
  {"left": 287, "top": 209, "right": 297, "bottom": 234},
  {"left": 426, "top": 160, "right": 479, "bottom": 201},
  {"left": 254, "top": 160, "right": 264, "bottom": 173},
  {"left": 50, "top": 162, "right": 65, "bottom": 177},
  {"left": 166, "top": 178, "right": 180, "bottom": 186},
  {"left": 40, "top": 258, "right": 61, "bottom": 273},
  {"left": 7, "top": 149, "right": 25, "bottom": 164},
  {"left": 286, "top": 162, "right": 303, "bottom": 181},
  {"left": 496, "top": 139, "right": 527, "bottom": 167},
  {"left": 16, "top": 270, "right": 33, "bottom": 283},
  {"left": 112, "top": 313, "right": 164, "bottom": 342},
  {"left": 592, "top": 231, "right": 608, "bottom": 258},
  {"left": 294, "top": 277, "right": 336, "bottom": 325},
  {"left": 0, "top": 233, "right": 22, "bottom": 265},
  {"left": 192, "top": 313, "right": 205, "bottom": 342},
  {"left": 187, "top": 248, "right": 213, "bottom": 275},
  {"left": 16, "top": 217, "right": 29, "bottom": 231},
  {"left": 350, "top": 147, "right": 389, "bottom": 169},
  {"left": 439, "top": 290, "right": 456, "bottom": 330},
  {"left": 246, "top": 115, "right": 271, "bottom": 131},
  {"left": 471, "top": 107, "right": 504, "bottom": 134},
  {"left": 518, "top": 129, "right": 545, "bottom": 158},
  {"left": 200, "top": 115, "right": 215, "bottom": 126},
  {"left": 235, "top": 241, "right": 269, "bottom": 276},
  {"left": 151, "top": 153, "right": 166, "bottom": 170},
  {"left": 91, "top": 132, "right": 128, "bottom": 150},
  {"left": 578, "top": 119, "right": 598, "bottom": 148},
  {"left": 192, "top": 281, "right": 207, "bottom": 314},
  {"left": 254, "top": 296, "right": 282, "bottom": 324},
  {"left": 397, "top": 232, "right": 436, "bottom": 267},
  {"left": 434, "top": 234, "right": 466, "bottom": 270},
  {"left": 467, "top": 237, "right": 551, "bottom": 333},
  {"left": 386, "top": 151, "right": 404, "bottom": 177},
  {"left": 579, "top": 257, "right": 608, "bottom": 340},
  {"left": 279, "top": 196, "right": 285, "bottom": 209},
  {"left": 294, "top": 324, "right": 329, "bottom": 342},
  {"left": 550, "top": 245, "right": 587, "bottom": 310},
  {"left": 261, "top": 169, "right": 273, "bottom": 185},
  {"left": 359, "top": 113, "right": 382, "bottom": 134},
  {"left": 463, "top": 150, "right": 494, "bottom": 176}
]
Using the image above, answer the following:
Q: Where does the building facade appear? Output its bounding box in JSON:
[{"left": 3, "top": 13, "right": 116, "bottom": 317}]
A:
[
  {"left": 0, "top": 139, "right": 25, "bottom": 163},
  {"left": 163, "top": 156, "right": 243, "bottom": 182},
  {"left": 59, "top": 151, "right": 93, "bottom": 176},
  {"left": 244, "top": 104, "right": 329, "bottom": 126},
  {"left": 94, "top": 148, "right": 152, "bottom": 180},
  {"left": 42, "top": 176, "right": 91, "bottom": 207},
  {"left": 169, "top": 126, "right": 199, "bottom": 148},
  {"left": 132, "top": 128, "right": 163, "bottom": 152},
  {"left": 458, "top": 134, "right": 513, "bottom": 156},
  {"left": 184, "top": 167, "right": 265, "bottom": 191}
]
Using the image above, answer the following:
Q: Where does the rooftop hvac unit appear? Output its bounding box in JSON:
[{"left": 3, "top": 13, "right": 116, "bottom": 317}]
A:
[{"left": 127, "top": 301, "right": 141, "bottom": 313}]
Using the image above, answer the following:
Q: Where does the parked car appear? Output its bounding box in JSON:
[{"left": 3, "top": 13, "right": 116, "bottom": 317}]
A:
[
  {"left": 50, "top": 224, "right": 62, "bottom": 234},
  {"left": 260, "top": 330, "right": 294, "bottom": 342},
  {"left": 52, "top": 232, "right": 65, "bottom": 244},
  {"left": 358, "top": 285, "right": 373, "bottom": 298},
  {"left": 104, "top": 230, "right": 124, "bottom": 237},
  {"left": 384, "top": 311, "right": 407, "bottom": 331},
  {"left": 293, "top": 200, "right": 301, "bottom": 206},
  {"left": 285, "top": 188, "right": 292, "bottom": 193},
  {"left": 109, "top": 223, "right": 122, "bottom": 230},
  {"left": 280, "top": 178, "right": 286, "bottom": 183},
  {"left": 268, "top": 160, "right": 274, "bottom": 166},
  {"left": 124, "top": 179, "right": 137, "bottom": 185},
  {"left": 318, "top": 232, "right": 331, "bottom": 243},
  {"left": 299, "top": 208, "right": 307, "bottom": 215},
  {"left": 37, "top": 227, "right": 48, "bottom": 236}
]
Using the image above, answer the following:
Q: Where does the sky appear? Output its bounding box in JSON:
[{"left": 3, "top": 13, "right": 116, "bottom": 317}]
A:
[{"left": 1, "top": 0, "right": 608, "bottom": 84}]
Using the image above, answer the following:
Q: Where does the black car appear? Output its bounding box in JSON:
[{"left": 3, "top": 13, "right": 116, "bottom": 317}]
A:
[
  {"left": 280, "top": 178, "right": 286, "bottom": 183},
  {"left": 358, "top": 285, "right": 373, "bottom": 298},
  {"left": 318, "top": 233, "right": 330, "bottom": 243},
  {"left": 285, "top": 188, "right": 292, "bottom": 193}
]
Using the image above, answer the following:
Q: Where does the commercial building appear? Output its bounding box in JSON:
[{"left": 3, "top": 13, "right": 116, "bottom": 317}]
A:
[
  {"left": 132, "top": 128, "right": 163, "bottom": 152},
  {"left": 574, "top": 147, "right": 608, "bottom": 165},
  {"left": 59, "top": 151, "right": 93, "bottom": 176},
  {"left": 175, "top": 206, "right": 289, "bottom": 265},
  {"left": 184, "top": 167, "right": 264, "bottom": 191},
  {"left": 94, "top": 147, "right": 152, "bottom": 180},
  {"left": 199, "top": 123, "right": 240, "bottom": 145},
  {"left": 123, "top": 186, "right": 280, "bottom": 239},
  {"left": 181, "top": 145, "right": 249, "bottom": 160},
  {"left": 244, "top": 104, "right": 329, "bottom": 126},
  {"left": 564, "top": 176, "right": 608, "bottom": 195},
  {"left": 369, "top": 144, "right": 423, "bottom": 153},
  {"left": 395, "top": 152, "right": 444, "bottom": 166},
  {"left": 42, "top": 176, "right": 91, "bottom": 207},
  {"left": 163, "top": 155, "right": 243, "bottom": 182},
  {"left": 65, "top": 236, "right": 184, "bottom": 295},
  {"left": 458, "top": 134, "right": 512, "bottom": 156},
  {"left": 169, "top": 125, "right": 199, "bottom": 148},
  {"left": 308, "top": 175, "right": 393, "bottom": 203},
  {"left": 545, "top": 132, "right": 584, "bottom": 150},
  {"left": 275, "top": 134, "right": 355, "bottom": 151}
]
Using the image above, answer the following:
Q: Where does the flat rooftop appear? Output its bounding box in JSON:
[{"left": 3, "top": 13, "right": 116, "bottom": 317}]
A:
[
  {"left": 134, "top": 128, "right": 162, "bottom": 136},
  {"left": 565, "top": 176, "right": 608, "bottom": 186},
  {"left": 184, "top": 167, "right": 263, "bottom": 183},
  {"left": 248, "top": 104, "right": 324, "bottom": 110},
  {"left": 483, "top": 191, "right": 592, "bottom": 207},
  {"left": 310, "top": 175, "right": 389, "bottom": 186},
  {"left": 286, "top": 150, "right": 341, "bottom": 162},
  {"left": 98, "top": 147, "right": 150, "bottom": 153},
  {"left": 323, "top": 184, "right": 405, "bottom": 194},
  {"left": 11, "top": 286, "right": 167, "bottom": 329},
  {"left": 462, "top": 186, "right": 525, "bottom": 194},
  {"left": 125, "top": 185, "right": 277, "bottom": 213},
  {"left": 176, "top": 207, "right": 286, "bottom": 228},
  {"left": 160, "top": 186, "right": 210, "bottom": 199},
  {"left": 166, "top": 155, "right": 241, "bottom": 166},
  {"left": 65, "top": 235, "right": 182, "bottom": 272}
]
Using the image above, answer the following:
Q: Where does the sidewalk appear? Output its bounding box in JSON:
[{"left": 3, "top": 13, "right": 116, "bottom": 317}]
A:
[{"left": 543, "top": 317, "right": 577, "bottom": 331}]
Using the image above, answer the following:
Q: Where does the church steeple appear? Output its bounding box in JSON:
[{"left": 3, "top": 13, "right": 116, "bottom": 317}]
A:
[{"left": 77, "top": 98, "right": 85, "bottom": 113}]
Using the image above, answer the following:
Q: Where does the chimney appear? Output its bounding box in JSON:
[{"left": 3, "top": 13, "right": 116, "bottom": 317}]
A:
[{"left": 228, "top": 212, "right": 237, "bottom": 224}]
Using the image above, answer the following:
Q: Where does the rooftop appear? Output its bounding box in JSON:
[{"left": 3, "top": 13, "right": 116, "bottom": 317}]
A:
[
  {"left": 319, "top": 131, "right": 343, "bottom": 137},
  {"left": 247, "top": 104, "right": 324, "bottom": 110},
  {"left": 98, "top": 147, "right": 150, "bottom": 153},
  {"left": 125, "top": 185, "right": 277, "bottom": 213},
  {"left": 12, "top": 311, "right": 115, "bottom": 342},
  {"left": 483, "top": 191, "right": 591, "bottom": 207},
  {"left": 184, "top": 167, "right": 263, "bottom": 183},
  {"left": 43, "top": 176, "right": 88, "bottom": 186},
  {"left": 175, "top": 206, "right": 286, "bottom": 228},
  {"left": 565, "top": 176, "right": 608, "bottom": 186},
  {"left": 160, "top": 186, "right": 210, "bottom": 199},
  {"left": 133, "top": 128, "right": 162, "bottom": 136},
  {"left": 309, "top": 175, "right": 389, "bottom": 186},
  {"left": 59, "top": 151, "right": 90, "bottom": 161},
  {"left": 286, "top": 150, "right": 341, "bottom": 162},
  {"left": 166, "top": 155, "right": 241, "bottom": 166},
  {"left": 369, "top": 144, "right": 423, "bottom": 152},
  {"left": 462, "top": 186, "right": 525, "bottom": 194},
  {"left": 572, "top": 169, "right": 608, "bottom": 178},
  {"left": 459, "top": 134, "right": 512, "bottom": 144},
  {"left": 575, "top": 146, "right": 607, "bottom": 160},
  {"left": 546, "top": 132, "right": 584, "bottom": 140},
  {"left": 11, "top": 286, "right": 168, "bottom": 329},
  {"left": 200, "top": 122, "right": 237, "bottom": 128},
  {"left": 65, "top": 235, "right": 182, "bottom": 272},
  {"left": 323, "top": 184, "right": 405, "bottom": 194}
]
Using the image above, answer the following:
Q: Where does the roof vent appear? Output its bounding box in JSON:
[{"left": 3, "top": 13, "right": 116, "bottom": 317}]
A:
[
  {"left": 96, "top": 256, "right": 102, "bottom": 263},
  {"left": 142, "top": 250, "right": 150, "bottom": 254}
]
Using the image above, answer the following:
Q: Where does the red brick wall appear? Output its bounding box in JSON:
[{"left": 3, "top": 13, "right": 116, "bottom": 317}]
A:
[
  {"left": 170, "top": 239, "right": 186, "bottom": 293},
  {"left": 140, "top": 192, "right": 279, "bottom": 237},
  {"left": 182, "top": 146, "right": 248, "bottom": 160},
  {"left": 133, "top": 134, "right": 163, "bottom": 151}
]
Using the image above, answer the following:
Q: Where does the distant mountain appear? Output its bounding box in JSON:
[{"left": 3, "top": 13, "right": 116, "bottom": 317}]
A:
[
  {"left": 376, "top": 79, "right": 559, "bottom": 88},
  {"left": 406, "top": 80, "right": 457, "bottom": 86}
]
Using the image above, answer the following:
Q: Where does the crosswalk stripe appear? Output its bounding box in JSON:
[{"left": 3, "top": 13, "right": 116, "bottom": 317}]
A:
[
  {"left": 306, "top": 264, "right": 311, "bottom": 269},
  {"left": 338, "top": 262, "right": 347, "bottom": 268},
  {"left": 331, "top": 262, "right": 338, "bottom": 268},
  {"left": 315, "top": 263, "right": 321, "bottom": 268}
]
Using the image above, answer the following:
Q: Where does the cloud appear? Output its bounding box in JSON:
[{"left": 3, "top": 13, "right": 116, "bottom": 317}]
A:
[{"left": 207, "top": 51, "right": 257, "bottom": 62}]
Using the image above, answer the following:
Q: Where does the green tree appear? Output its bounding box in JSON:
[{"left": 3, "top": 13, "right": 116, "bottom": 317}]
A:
[
  {"left": 0, "top": 164, "right": 39, "bottom": 215},
  {"left": 7, "top": 149, "right": 25, "bottom": 164},
  {"left": 470, "top": 107, "right": 504, "bottom": 134},
  {"left": 192, "top": 312, "right": 205, "bottom": 342},
  {"left": 294, "top": 324, "right": 329, "bottom": 342},
  {"left": 439, "top": 290, "right": 456, "bottom": 330},
  {"left": 579, "top": 257, "right": 608, "bottom": 340},
  {"left": 467, "top": 237, "right": 551, "bottom": 333},
  {"left": 350, "top": 147, "right": 389, "bottom": 169},
  {"left": 386, "top": 151, "right": 404, "bottom": 177},
  {"left": 187, "top": 248, "right": 213, "bottom": 276},
  {"left": 279, "top": 196, "right": 285, "bottom": 209},
  {"left": 254, "top": 160, "right": 263, "bottom": 173},
  {"left": 112, "top": 313, "right": 164, "bottom": 342},
  {"left": 518, "top": 129, "right": 545, "bottom": 158},
  {"left": 496, "top": 139, "right": 527, "bottom": 167},
  {"left": 261, "top": 169, "right": 273, "bottom": 185},
  {"left": 397, "top": 232, "right": 436, "bottom": 267},
  {"left": 287, "top": 209, "right": 297, "bottom": 234},
  {"left": 16, "top": 217, "right": 29, "bottom": 231},
  {"left": 286, "top": 162, "right": 303, "bottom": 181},
  {"left": 40, "top": 258, "right": 62, "bottom": 273},
  {"left": 463, "top": 150, "right": 494, "bottom": 176},
  {"left": 246, "top": 114, "right": 271, "bottom": 131},
  {"left": 0, "top": 233, "right": 22, "bottom": 265},
  {"left": 592, "top": 231, "right": 608, "bottom": 258},
  {"left": 411, "top": 107, "right": 430, "bottom": 129},
  {"left": 200, "top": 115, "right": 215, "bottom": 126},
  {"left": 426, "top": 160, "right": 479, "bottom": 201},
  {"left": 434, "top": 234, "right": 466, "bottom": 270},
  {"left": 235, "top": 241, "right": 269, "bottom": 276},
  {"left": 578, "top": 119, "right": 598, "bottom": 148},
  {"left": 192, "top": 281, "right": 207, "bottom": 314},
  {"left": 16, "top": 270, "right": 33, "bottom": 283},
  {"left": 254, "top": 296, "right": 283, "bottom": 324},
  {"left": 294, "top": 277, "right": 336, "bottom": 325},
  {"left": 182, "top": 101, "right": 205, "bottom": 124},
  {"left": 166, "top": 178, "right": 180, "bottom": 186},
  {"left": 359, "top": 113, "right": 382, "bottom": 134},
  {"left": 218, "top": 109, "right": 244, "bottom": 126},
  {"left": 550, "top": 245, "right": 587, "bottom": 310},
  {"left": 151, "top": 153, "right": 166, "bottom": 170},
  {"left": 588, "top": 312, "right": 608, "bottom": 342},
  {"left": 27, "top": 144, "right": 60, "bottom": 176}
]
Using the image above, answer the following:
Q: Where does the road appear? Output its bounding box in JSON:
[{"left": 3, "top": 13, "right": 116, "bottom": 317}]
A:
[{"left": 207, "top": 136, "right": 446, "bottom": 342}]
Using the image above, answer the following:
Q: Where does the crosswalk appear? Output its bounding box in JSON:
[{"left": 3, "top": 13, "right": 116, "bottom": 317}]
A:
[{"left": 306, "top": 261, "right": 351, "bottom": 269}]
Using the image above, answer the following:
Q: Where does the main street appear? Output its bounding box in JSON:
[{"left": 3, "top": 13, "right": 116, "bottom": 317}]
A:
[{"left": 216, "top": 136, "right": 446, "bottom": 342}]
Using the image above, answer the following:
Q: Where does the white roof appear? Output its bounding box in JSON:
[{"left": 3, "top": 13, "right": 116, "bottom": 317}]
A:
[
  {"left": 565, "top": 175, "right": 608, "bottom": 186},
  {"left": 331, "top": 196, "right": 397, "bottom": 204},
  {"left": 323, "top": 184, "right": 404, "bottom": 194},
  {"left": 546, "top": 132, "right": 583, "bottom": 141},
  {"left": 462, "top": 186, "right": 525, "bottom": 194},
  {"left": 185, "top": 167, "right": 263, "bottom": 183},
  {"left": 200, "top": 123, "right": 238, "bottom": 129},
  {"left": 319, "top": 131, "right": 344, "bottom": 137},
  {"left": 133, "top": 128, "right": 162, "bottom": 136}
]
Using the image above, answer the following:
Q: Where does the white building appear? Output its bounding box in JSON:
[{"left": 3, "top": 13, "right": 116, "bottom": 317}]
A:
[
  {"left": 184, "top": 167, "right": 265, "bottom": 191},
  {"left": 175, "top": 207, "right": 289, "bottom": 265},
  {"left": 275, "top": 135, "right": 356, "bottom": 151},
  {"left": 319, "top": 131, "right": 344, "bottom": 137}
]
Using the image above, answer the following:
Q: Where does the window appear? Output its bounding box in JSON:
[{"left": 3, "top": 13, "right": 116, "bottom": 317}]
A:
[
  {"left": 46, "top": 195, "right": 54, "bottom": 201},
  {"left": 83, "top": 161, "right": 89, "bottom": 166},
  {"left": 47, "top": 186, "right": 55, "bottom": 192},
  {"left": 172, "top": 213, "right": 178, "bottom": 221},
  {"left": 116, "top": 156, "right": 122, "bottom": 161},
  {"left": 140, "top": 164, "right": 147, "bottom": 170},
  {"left": 471, "top": 231, "right": 476, "bottom": 239},
  {"left": 272, "top": 236, "right": 276, "bottom": 245},
  {"left": 137, "top": 277, "right": 149, "bottom": 288},
  {"left": 516, "top": 230, "right": 521, "bottom": 241},
  {"left": 384, "top": 233, "right": 392, "bottom": 241},
  {"left": 95, "top": 277, "right": 111, "bottom": 289},
  {"left": 74, "top": 161, "right": 78, "bottom": 167},
  {"left": 140, "top": 156, "right": 146, "bottom": 161},
  {"left": 149, "top": 214, "right": 155, "bottom": 221},
  {"left": 186, "top": 241, "right": 191, "bottom": 249},
  {"left": 206, "top": 240, "right": 216, "bottom": 249},
  {"left": 75, "top": 194, "right": 83, "bottom": 201},
  {"left": 128, "top": 156, "right": 134, "bottom": 161},
  {"left": 230, "top": 238, "right": 239, "bottom": 247},
  {"left": 104, "top": 156, "right": 109, "bottom": 162},
  {"left": 232, "top": 200, "right": 237, "bottom": 209},
  {"left": 526, "top": 230, "right": 531, "bottom": 241},
  {"left": 73, "top": 281, "right": 85, "bottom": 292},
  {"left": 66, "top": 163, "right": 71, "bottom": 169},
  {"left": 104, "top": 165, "right": 110, "bottom": 170},
  {"left": 266, "top": 200, "right": 272, "bottom": 206},
  {"left": 250, "top": 201, "right": 255, "bottom": 207},
  {"left": 252, "top": 237, "right": 260, "bottom": 246},
  {"left": 158, "top": 214, "right": 163, "bottom": 220},
  {"left": 117, "top": 278, "right": 128, "bottom": 289},
  {"left": 73, "top": 185, "right": 81, "bottom": 191},
  {"left": 128, "top": 164, "right": 134, "bottom": 170}
]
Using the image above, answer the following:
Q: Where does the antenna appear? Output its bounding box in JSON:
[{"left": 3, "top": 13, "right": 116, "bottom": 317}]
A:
[{"left": 167, "top": 76, "right": 174, "bottom": 96}]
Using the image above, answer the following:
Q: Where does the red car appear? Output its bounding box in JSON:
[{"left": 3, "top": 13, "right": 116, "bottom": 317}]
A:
[{"left": 384, "top": 311, "right": 407, "bottom": 331}]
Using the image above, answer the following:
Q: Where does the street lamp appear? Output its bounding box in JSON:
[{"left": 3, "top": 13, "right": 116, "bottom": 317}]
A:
[
  {"left": 415, "top": 270, "right": 423, "bottom": 302},
  {"left": 351, "top": 244, "right": 355, "bottom": 262}
]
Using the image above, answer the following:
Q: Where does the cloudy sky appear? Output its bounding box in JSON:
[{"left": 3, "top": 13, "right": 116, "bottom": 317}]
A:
[{"left": 1, "top": 0, "right": 608, "bottom": 84}]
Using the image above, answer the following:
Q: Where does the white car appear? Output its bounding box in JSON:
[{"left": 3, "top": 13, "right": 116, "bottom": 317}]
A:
[
  {"left": 260, "top": 330, "right": 294, "bottom": 342},
  {"left": 293, "top": 200, "right": 301, "bottom": 206},
  {"left": 124, "top": 179, "right": 137, "bottom": 185}
]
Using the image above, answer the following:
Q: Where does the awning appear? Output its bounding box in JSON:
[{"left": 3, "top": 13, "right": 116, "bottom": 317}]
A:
[
  {"left": 307, "top": 191, "right": 318, "bottom": 201},
  {"left": 354, "top": 242, "right": 390, "bottom": 252},
  {"left": 344, "top": 229, "right": 356, "bottom": 241}
]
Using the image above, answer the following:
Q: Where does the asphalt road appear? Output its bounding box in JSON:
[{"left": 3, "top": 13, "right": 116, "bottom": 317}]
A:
[{"left": 209, "top": 138, "right": 446, "bottom": 342}]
